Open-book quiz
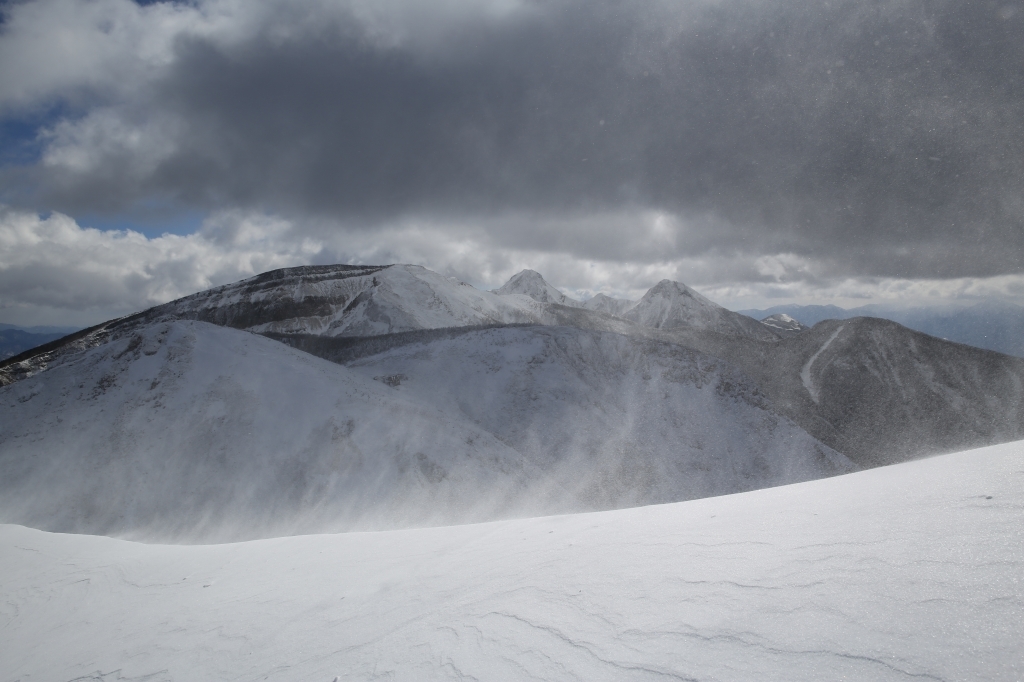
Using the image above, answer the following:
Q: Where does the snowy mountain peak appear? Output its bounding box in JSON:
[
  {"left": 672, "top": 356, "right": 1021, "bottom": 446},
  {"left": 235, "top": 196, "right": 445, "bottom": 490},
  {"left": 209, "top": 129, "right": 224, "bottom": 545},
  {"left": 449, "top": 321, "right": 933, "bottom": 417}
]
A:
[
  {"left": 493, "top": 270, "right": 582, "bottom": 307},
  {"left": 139, "top": 263, "right": 549, "bottom": 338},
  {"left": 647, "top": 279, "right": 718, "bottom": 306},
  {"left": 625, "top": 279, "right": 778, "bottom": 340},
  {"left": 761, "top": 313, "right": 808, "bottom": 332},
  {"left": 582, "top": 293, "right": 636, "bottom": 317}
]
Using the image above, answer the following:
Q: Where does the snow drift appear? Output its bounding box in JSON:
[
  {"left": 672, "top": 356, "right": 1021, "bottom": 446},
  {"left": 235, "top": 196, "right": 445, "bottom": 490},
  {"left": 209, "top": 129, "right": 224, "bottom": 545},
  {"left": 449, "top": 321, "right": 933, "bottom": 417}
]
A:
[{"left": 2, "top": 440, "right": 1021, "bottom": 681}]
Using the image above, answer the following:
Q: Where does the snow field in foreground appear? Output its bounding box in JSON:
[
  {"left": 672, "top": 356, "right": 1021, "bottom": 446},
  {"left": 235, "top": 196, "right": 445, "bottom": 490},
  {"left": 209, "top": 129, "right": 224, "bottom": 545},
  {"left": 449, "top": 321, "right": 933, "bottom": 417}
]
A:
[{"left": 2, "top": 440, "right": 1023, "bottom": 682}]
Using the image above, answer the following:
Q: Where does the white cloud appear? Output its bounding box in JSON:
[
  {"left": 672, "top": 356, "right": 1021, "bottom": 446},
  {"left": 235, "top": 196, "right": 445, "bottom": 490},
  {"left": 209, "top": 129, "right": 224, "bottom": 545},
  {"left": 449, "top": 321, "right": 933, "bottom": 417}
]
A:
[
  {"left": 3, "top": 205, "right": 1023, "bottom": 327},
  {"left": 0, "top": 206, "right": 710, "bottom": 325},
  {"left": 0, "top": 0, "right": 202, "bottom": 111},
  {"left": 0, "top": 207, "right": 323, "bottom": 325}
]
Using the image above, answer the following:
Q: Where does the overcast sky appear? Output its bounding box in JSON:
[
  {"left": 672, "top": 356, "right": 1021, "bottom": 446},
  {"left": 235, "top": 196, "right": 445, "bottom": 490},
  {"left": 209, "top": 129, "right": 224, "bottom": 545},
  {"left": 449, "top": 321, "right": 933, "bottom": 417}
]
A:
[{"left": 1, "top": 0, "right": 1023, "bottom": 326}]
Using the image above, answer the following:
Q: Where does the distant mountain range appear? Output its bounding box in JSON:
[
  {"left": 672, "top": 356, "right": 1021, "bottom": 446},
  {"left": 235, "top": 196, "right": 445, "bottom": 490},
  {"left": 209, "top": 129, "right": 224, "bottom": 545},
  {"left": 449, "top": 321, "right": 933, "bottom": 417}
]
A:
[
  {"left": 739, "top": 302, "right": 1024, "bottom": 358},
  {"left": 2, "top": 264, "right": 1022, "bottom": 541},
  {"left": 0, "top": 324, "right": 80, "bottom": 360}
]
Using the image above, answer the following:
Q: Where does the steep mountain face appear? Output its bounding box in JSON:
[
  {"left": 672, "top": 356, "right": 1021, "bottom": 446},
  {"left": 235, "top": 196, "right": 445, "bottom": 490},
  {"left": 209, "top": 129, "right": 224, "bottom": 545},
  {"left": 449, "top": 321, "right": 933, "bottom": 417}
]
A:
[
  {"left": 147, "top": 264, "right": 547, "bottom": 336},
  {"left": 0, "top": 320, "right": 848, "bottom": 541},
  {"left": 793, "top": 318, "right": 1024, "bottom": 466},
  {"left": 493, "top": 269, "right": 582, "bottom": 307},
  {"left": 760, "top": 313, "right": 808, "bottom": 333},
  {"left": 741, "top": 301, "right": 1024, "bottom": 358},
  {"left": 583, "top": 293, "right": 636, "bottom": 316},
  {"left": 625, "top": 280, "right": 779, "bottom": 341},
  {"left": 660, "top": 317, "right": 1024, "bottom": 468}
]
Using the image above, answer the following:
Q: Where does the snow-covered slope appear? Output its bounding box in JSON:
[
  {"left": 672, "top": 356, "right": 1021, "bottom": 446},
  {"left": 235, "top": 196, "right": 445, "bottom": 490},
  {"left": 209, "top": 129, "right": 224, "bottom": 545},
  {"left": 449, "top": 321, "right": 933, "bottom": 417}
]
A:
[
  {"left": 493, "top": 269, "right": 582, "bottom": 307},
  {"left": 0, "top": 321, "right": 848, "bottom": 541},
  {"left": 149, "top": 263, "right": 547, "bottom": 336},
  {"left": 5, "top": 263, "right": 1022, "bottom": 491},
  {"left": 788, "top": 318, "right": 1024, "bottom": 466},
  {"left": 670, "top": 316, "right": 1024, "bottom": 468},
  {"left": 344, "top": 326, "right": 850, "bottom": 508},
  {"left": 625, "top": 279, "right": 779, "bottom": 340},
  {"left": 3, "top": 440, "right": 1021, "bottom": 681},
  {"left": 583, "top": 292, "right": 636, "bottom": 316},
  {"left": 0, "top": 320, "right": 551, "bottom": 541}
]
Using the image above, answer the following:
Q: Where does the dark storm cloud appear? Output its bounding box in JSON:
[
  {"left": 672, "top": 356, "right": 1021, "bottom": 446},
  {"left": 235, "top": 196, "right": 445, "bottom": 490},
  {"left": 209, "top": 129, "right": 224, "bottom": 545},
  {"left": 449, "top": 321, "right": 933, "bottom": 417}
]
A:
[{"left": 6, "top": 0, "right": 1024, "bottom": 279}]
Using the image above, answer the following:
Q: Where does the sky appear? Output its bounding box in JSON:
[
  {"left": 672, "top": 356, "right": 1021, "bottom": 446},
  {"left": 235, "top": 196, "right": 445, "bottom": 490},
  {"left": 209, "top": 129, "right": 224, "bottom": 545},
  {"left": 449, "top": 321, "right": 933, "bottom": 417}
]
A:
[{"left": 1, "top": 0, "right": 1023, "bottom": 326}]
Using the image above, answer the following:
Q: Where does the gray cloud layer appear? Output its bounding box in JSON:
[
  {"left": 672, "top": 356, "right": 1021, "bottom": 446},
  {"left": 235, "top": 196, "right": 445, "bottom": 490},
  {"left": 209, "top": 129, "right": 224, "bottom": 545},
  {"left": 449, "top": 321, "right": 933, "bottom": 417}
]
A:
[{"left": 2, "top": 0, "right": 1024, "bottom": 284}]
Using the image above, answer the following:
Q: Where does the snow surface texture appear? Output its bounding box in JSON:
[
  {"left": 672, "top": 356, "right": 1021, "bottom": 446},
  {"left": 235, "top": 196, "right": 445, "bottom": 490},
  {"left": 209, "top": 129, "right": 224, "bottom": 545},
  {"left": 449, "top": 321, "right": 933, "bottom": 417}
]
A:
[
  {"left": 0, "top": 320, "right": 847, "bottom": 541},
  {"left": 3, "top": 440, "right": 1022, "bottom": 681}
]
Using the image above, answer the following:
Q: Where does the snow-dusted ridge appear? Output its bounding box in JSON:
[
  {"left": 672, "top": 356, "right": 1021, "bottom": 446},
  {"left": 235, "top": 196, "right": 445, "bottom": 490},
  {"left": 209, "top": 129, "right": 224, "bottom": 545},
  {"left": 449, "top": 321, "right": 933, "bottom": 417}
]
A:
[
  {"left": 3, "top": 440, "right": 1021, "bottom": 681},
  {"left": 0, "top": 320, "right": 848, "bottom": 541},
  {"left": 760, "top": 312, "right": 808, "bottom": 332},
  {"left": 4, "top": 262, "right": 1024, "bottom": 534},
  {"left": 154, "top": 263, "right": 549, "bottom": 336},
  {"left": 0, "top": 264, "right": 756, "bottom": 385}
]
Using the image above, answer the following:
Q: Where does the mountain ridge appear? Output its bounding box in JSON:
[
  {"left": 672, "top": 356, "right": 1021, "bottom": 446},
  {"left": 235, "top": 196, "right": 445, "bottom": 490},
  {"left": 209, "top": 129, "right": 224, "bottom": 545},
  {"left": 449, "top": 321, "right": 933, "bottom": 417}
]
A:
[
  {"left": 740, "top": 302, "right": 1024, "bottom": 358},
  {"left": 493, "top": 269, "right": 584, "bottom": 308},
  {"left": 3, "top": 261, "right": 1024, "bottom": 542},
  {"left": 0, "top": 319, "right": 848, "bottom": 541}
]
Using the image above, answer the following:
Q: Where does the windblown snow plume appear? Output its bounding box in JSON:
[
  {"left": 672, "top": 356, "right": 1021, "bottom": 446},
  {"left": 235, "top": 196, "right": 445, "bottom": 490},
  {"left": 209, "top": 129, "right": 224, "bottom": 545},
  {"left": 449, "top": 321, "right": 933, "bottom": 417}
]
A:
[
  {"left": 0, "top": 319, "right": 847, "bottom": 541},
  {"left": 2, "top": 440, "right": 1021, "bottom": 680}
]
